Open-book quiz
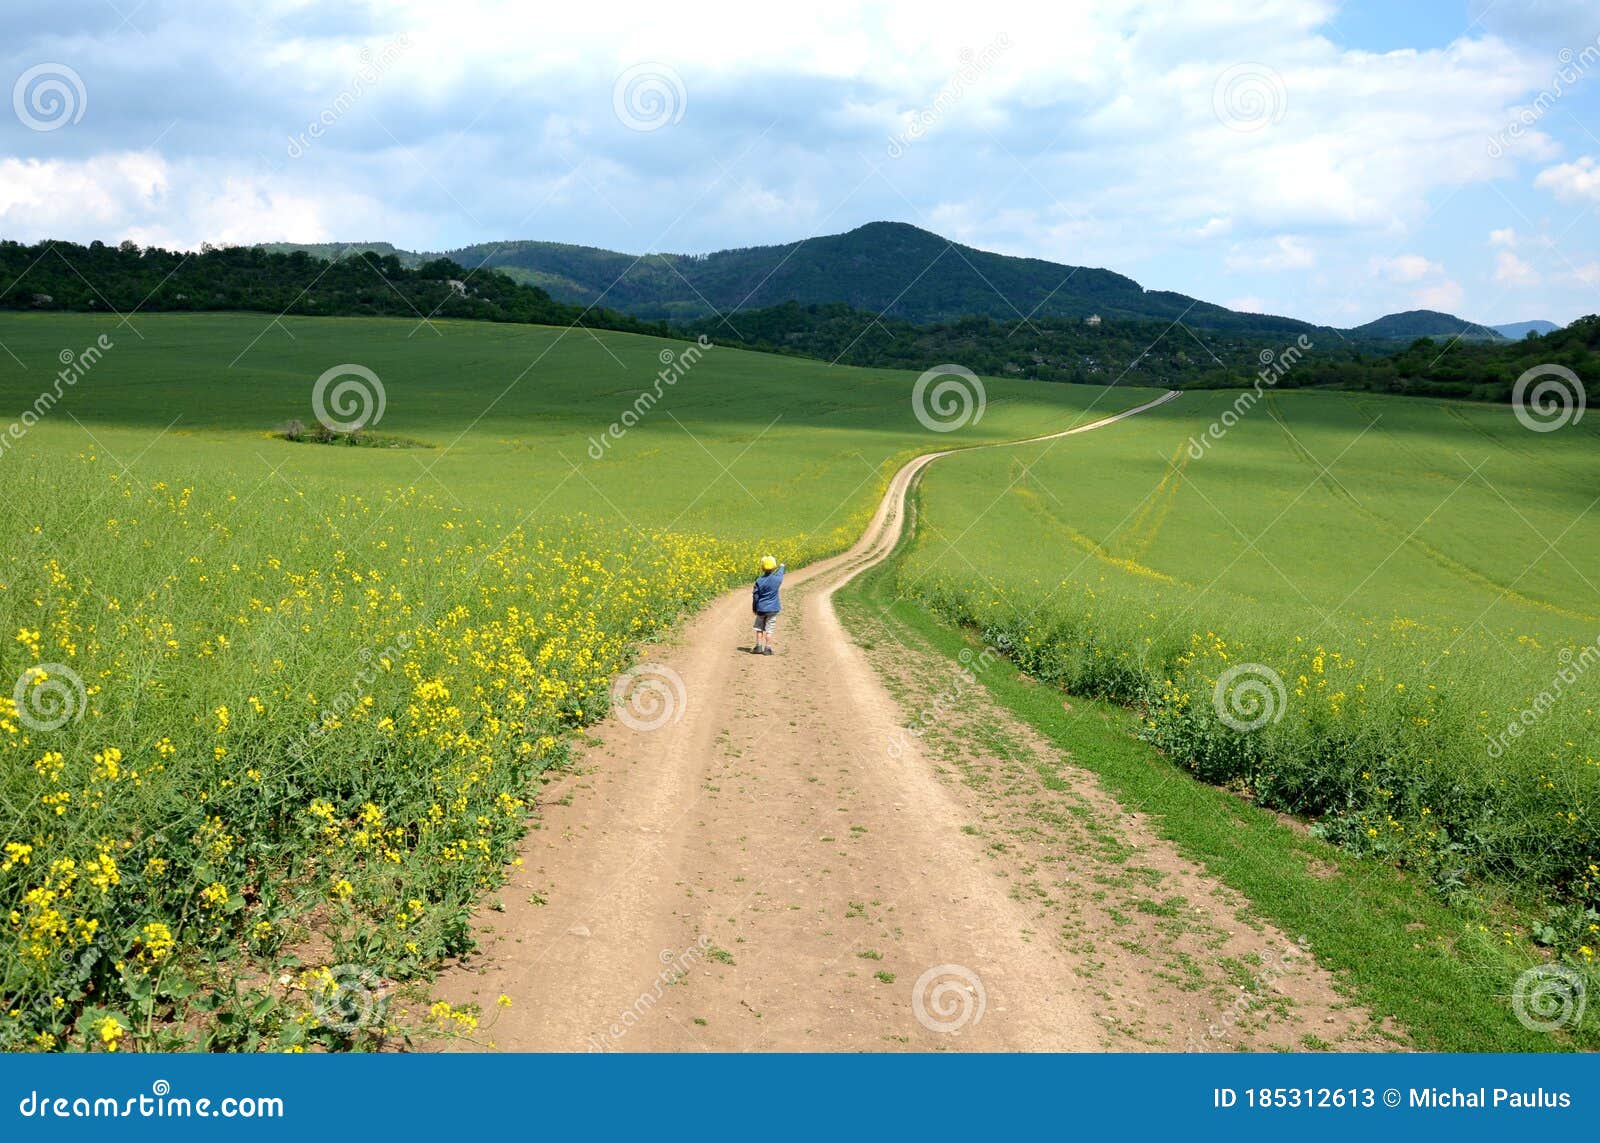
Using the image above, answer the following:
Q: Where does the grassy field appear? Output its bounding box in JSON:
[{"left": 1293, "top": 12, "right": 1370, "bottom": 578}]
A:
[
  {"left": 0, "top": 312, "right": 1144, "bottom": 1051},
  {"left": 899, "top": 388, "right": 1600, "bottom": 974}
]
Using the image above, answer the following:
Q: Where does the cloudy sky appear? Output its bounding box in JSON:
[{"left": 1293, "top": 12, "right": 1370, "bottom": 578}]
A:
[{"left": 3, "top": 0, "right": 1600, "bottom": 327}]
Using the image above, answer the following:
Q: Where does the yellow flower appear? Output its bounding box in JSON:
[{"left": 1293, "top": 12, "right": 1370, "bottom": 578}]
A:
[
  {"left": 1, "top": 842, "right": 32, "bottom": 871},
  {"left": 140, "top": 921, "right": 175, "bottom": 963},
  {"left": 199, "top": 881, "right": 230, "bottom": 909},
  {"left": 97, "top": 1016, "right": 126, "bottom": 1051}
]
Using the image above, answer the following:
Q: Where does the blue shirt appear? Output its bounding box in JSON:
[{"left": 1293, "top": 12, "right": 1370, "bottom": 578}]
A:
[{"left": 752, "top": 566, "right": 785, "bottom": 613}]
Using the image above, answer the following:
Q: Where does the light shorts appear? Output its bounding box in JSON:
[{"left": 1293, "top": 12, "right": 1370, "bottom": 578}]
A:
[{"left": 752, "top": 611, "right": 778, "bottom": 634}]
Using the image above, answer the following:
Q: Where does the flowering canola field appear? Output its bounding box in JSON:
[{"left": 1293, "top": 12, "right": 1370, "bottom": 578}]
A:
[{"left": 0, "top": 313, "right": 1142, "bottom": 1050}]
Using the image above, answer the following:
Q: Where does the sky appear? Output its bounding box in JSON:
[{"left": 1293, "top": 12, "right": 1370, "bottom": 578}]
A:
[{"left": 3, "top": 0, "right": 1600, "bottom": 328}]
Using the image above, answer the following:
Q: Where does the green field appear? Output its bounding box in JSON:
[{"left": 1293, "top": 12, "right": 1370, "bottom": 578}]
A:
[
  {"left": 0, "top": 312, "right": 1137, "bottom": 1051},
  {"left": 1, "top": 311, "right": 1593, "bottom": 1051},
  {"left": 901, "top": 388, "right": 1600, "bottom": 964},
  {"left": 0, "top": 312, "right": 1146, "bottom": 549}
]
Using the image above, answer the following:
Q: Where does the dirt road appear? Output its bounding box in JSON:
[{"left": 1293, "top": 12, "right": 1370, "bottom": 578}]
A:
[{"left": 434, "top": 389, "right": 1377, "bottom": 1051}]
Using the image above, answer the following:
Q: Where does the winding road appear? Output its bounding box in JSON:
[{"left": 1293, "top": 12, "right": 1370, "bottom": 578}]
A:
[{"left": 433, "top": 388, "right": 1359, "bottom": 1051}]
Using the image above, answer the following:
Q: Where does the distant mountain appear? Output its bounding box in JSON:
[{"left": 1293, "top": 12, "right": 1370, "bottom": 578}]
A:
[
  {"left": 1491, "top": 319, "right": 1561, "bottom": 340},
  {"left": 1348, "top": 310, "right": 1504, "bottom": 342},
  {"left": 257, "top": 224, "right": 1505, "bottom": 346},
  {"left": 267, "top": 223, "right": 1319, "bottom": 334}
]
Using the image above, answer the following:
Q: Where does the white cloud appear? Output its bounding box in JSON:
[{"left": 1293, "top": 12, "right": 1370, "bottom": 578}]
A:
[
  {"left": 0, "top": 153, "right": 417, "bottom": 250},
  {"left": 1225, "top": 235, "right": 1317, "bottom": 271},
  {"left": 1493, "top": 250, "right": 1539, "bottom": 286},
  {"left": 1416, "top": 279, "right": 1465, "bottom": 310},
  {"left": 1559, "top": 261, "right": 1600, "bottom": 287},
  {"left": 0, "top": 0, "right": 1595, "bottom": 324},
  {"left": 1488, "top": 227, "right": 1518, "bottom": 246},
  {"left": 1534, "top": 156, "right": 1600, "bottom": 205},
  {"left": 1372, "top": 254, "right": 1436, "bottom": 283}
]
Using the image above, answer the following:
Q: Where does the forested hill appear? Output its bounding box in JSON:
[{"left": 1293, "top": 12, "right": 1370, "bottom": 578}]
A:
[
  {"left": 442, "top": 221, "right": 1320, "bottom": 332},
  {"left": 684, "top": 300, "right": 1600, "bottom": 404},
  {"left": 258, "top": 222, "right": 1318, "bottom": 333},
  {"left": 1347, "top": 309, "right": 1504, "bottom": 341},
  {"left": 0, "top": 241, "right": 665, "bottom": 335}
]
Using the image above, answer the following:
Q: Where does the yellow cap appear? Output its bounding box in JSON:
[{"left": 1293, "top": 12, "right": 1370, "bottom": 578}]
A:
[{"left": 761, "top": 555, "right": 777, "bottom": 572}]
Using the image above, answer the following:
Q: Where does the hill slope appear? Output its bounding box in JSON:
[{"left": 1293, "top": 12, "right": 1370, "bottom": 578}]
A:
[
  {"left": 1349, "top": 309, "right": 1504, "bottom": 342},
  {"left": 1491, "top": 319, "right": 1561, "bottom": 339},
  {"left": 440, "top": 222, "right": 1320, "bottom": 331},
  {"left": 260, "top": 223, "right": 1506, "bottom": 344}
]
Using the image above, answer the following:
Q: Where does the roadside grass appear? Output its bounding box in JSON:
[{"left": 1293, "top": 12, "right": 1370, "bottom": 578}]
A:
[{"left": 839, "top": 539, "right": 1598, "bottom": 1053}]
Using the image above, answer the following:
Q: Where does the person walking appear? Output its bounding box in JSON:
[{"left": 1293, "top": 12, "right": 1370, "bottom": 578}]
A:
[{"left": 751, "top": 554, "right": 784, "bottom": 656}]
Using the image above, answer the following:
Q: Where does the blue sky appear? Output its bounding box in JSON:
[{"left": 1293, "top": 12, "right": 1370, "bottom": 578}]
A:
[{"left": 3, "top": 0, "right": 1599, "bottom": 328}]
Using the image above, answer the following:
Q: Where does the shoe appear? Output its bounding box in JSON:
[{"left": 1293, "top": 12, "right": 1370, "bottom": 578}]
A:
[{"left": 763, "top": 646, "right": 774, "bottom": 656}]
